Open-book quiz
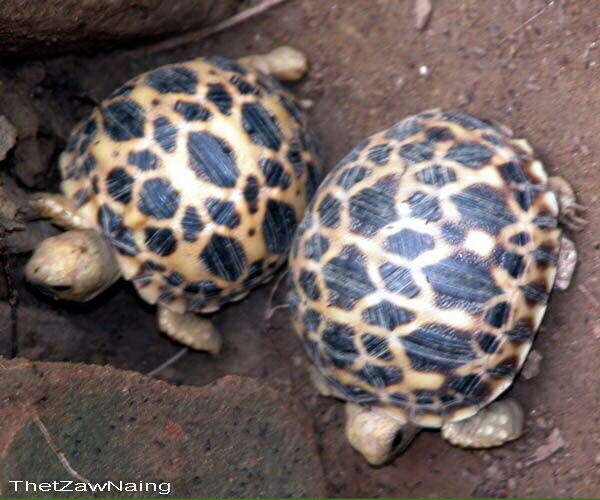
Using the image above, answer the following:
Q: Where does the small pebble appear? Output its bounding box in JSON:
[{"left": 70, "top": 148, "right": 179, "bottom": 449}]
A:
[
  {"left": 419, "top": 65, "right": 429, "bottom": 76},
  {"left": 299, "top": 99, "right": 314, "bottom": 110},
  {"left": 414, "top": 0, "right": 433, "bottom": 30}
]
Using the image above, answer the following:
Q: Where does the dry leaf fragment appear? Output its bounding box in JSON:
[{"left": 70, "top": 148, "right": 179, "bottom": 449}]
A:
[{"left": 524, "top": 428, "right": 565, "bottom": 467}]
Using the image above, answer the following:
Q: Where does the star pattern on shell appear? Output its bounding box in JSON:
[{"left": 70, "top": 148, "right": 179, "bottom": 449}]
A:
[
  {"left": 288, "top": 109, "right": 561, "bottom": 428},
  {"left": 59, "top": 55, "right": 321, "bottom": 315}
]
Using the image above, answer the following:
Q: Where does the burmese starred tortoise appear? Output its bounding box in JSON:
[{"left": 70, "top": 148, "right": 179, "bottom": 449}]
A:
[
  {"left": 25, "top": 46, "right": 321, "bottom": 354},
  {"left": 288, "top": 109, "right": 585, "bottom": 465}
]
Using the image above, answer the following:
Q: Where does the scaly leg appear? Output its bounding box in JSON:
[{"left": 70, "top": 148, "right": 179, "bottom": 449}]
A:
[
  {"left": 239, "top": 46, "right": 308, "bottom": 82},
  {"left": 28, "top": 193, "right": 91, "bottom": 230},
  {"left": 554, "top": 235, "right": 578, "bottom": 291},
  {"left": 158, "top": 305, "right": 222, "bottom": 355},
  {"left": 548, "top": 176, "right": 587, "bottom": 231},
  {"left": 345, "top": 403, "right": 420, "bottom": 466},
  {"left": 441, "top": 399, "right": 524, "bottom": 448}
]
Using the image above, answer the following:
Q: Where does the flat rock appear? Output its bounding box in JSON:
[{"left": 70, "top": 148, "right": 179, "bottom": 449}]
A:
[
  {"left": 0, "top": 358, "right": 327, "bottom": 498},
  {"left": 0, "top": 0, "right": 239, "bottom": 56}
]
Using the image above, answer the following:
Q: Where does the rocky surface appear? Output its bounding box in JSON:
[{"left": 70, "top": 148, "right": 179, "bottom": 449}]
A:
[
  {"left": 0, "top": 0, "right": 240, "bottom": 56},
  {"left": 0, "top": 116, "right": 16, "bottom": 161}
]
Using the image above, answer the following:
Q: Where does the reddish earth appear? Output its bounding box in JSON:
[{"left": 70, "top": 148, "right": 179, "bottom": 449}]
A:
[
  {"left": 0, "top": 358, "right": 327, "bottom": 497},
  {"left": 1, "top": 0, "right": 599, "bottom": 497}
]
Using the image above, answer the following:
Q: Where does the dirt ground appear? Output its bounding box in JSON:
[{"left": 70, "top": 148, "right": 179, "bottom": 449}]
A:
[{"left": 1, "top": 0, "right": 600, "bottom": 497}]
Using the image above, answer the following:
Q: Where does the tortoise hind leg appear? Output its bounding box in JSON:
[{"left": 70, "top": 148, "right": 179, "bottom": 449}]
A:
[{"left": 157, "top": 306, "right": 222, "bottom": 355}]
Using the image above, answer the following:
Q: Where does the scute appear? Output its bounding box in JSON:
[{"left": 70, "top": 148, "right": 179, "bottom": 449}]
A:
[
  {"left": 288, "top": 109, "right": 561, "bottom": 428},
  {"left": 58, "top": 55, "right": 321, "bottom": 315}
]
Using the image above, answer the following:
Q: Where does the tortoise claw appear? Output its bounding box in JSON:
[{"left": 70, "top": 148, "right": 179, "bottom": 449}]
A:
[{"left": 560, "top": 209, "right": 588, "bottom": 232}]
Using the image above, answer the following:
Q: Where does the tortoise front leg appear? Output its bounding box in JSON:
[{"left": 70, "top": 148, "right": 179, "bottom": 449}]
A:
[
  {"left": 554, "top": 235, "right": 578, "bottom": 291},
  {"left": 29, "top": 193, "right": 92, "bottom": 230},
  {"left": 548, "top": 176, "right": 587, "bottom": 231},
  {"left": 546, "top": 176, "right": 583, "bottom": 290},
  {"left": 157, "top": 306, "right": 222, "bottom": 355},
  {"left": 441, "top": 399, "right": 524, "bottom": 448}
]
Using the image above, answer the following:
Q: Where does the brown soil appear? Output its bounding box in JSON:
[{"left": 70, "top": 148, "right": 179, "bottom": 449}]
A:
[{"left": 1, "top": 0, "right": 600, "bottom": 497}]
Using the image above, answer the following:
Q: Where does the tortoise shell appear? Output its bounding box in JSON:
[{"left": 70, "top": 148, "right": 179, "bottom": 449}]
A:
[
  {"left": 59, "top": 55, "right": 321, "bottom": 315},
  {"left": 288, "top": 109, "right": 561, "bottom": 428}
]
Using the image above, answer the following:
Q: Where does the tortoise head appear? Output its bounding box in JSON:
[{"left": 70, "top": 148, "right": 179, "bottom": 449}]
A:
[
  {"left": 25, "top": 229, "right": 121, "bottom": 302},
  {"left": 345, "top": 404, "right": 421, "bottom": 466}
]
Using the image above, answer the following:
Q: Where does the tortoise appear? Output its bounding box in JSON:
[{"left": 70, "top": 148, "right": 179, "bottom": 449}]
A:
[
  {"left": 288, "top": 109, "right": 585, "bottom": 465},
  {"left": 25, "top": 46, "right": 321, "bottom": 354}
]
